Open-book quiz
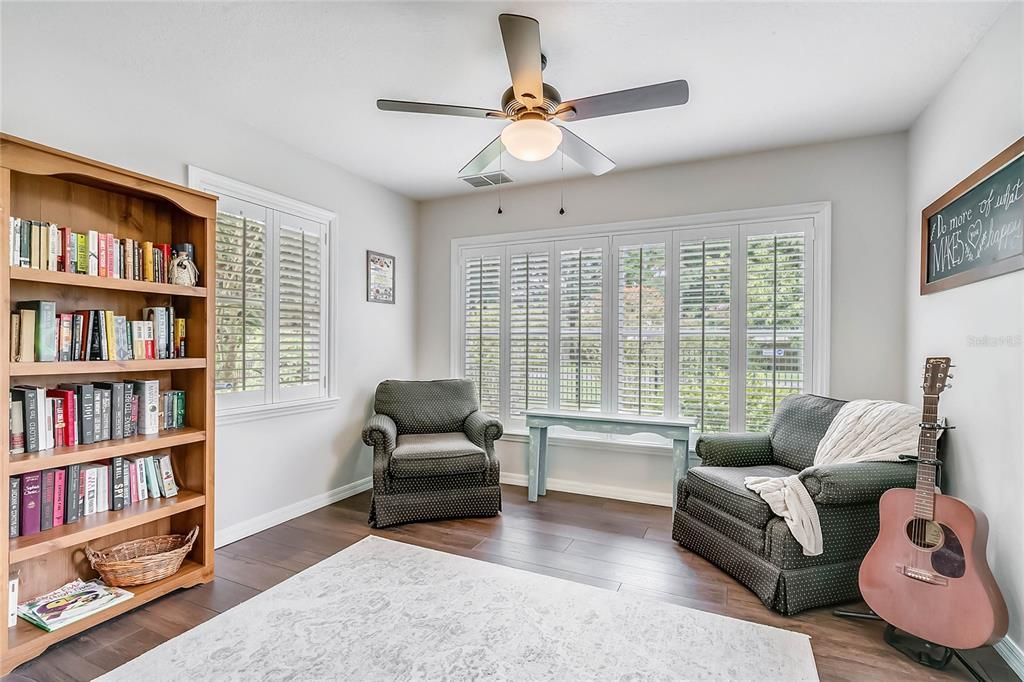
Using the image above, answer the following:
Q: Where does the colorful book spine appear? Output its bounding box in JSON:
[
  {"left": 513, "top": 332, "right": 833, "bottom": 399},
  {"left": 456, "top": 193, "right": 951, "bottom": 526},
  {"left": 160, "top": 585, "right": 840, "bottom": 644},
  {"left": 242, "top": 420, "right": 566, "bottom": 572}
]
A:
[{"left": 20, "top": 472, "right": 41, "bottom": 536}]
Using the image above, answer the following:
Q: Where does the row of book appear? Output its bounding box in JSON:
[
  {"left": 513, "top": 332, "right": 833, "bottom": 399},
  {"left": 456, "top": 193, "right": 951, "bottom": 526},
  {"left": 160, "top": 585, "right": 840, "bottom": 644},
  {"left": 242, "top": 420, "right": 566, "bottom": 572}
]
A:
[
  {"left": 8, "top": 217, "right": 196, "bottom": 285},
  {"left": 9, "top": 453, "right": 180, "bottom": 538},
  {"left": 11, "top": 301, "right": 185, "bottom": 363},
  {"left": 10, "top": 381, "right": 186, "bottom": 455}
]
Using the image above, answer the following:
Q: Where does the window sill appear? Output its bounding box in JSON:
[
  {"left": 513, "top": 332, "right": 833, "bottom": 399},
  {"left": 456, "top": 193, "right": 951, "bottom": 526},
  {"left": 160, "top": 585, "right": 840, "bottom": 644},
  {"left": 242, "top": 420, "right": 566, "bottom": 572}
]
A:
[
  {"left": 217, "top": 396, "right": 339, "bottom": 426},
  {"left": 501, "top": 428, "right": 699, "bottom": 458}
]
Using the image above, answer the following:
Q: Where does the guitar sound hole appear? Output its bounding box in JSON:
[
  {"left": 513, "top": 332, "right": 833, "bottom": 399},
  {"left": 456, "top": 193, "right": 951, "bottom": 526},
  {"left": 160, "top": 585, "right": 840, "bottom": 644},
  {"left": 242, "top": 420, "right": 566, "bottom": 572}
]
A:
[{"left": 906, "top": 519, "right": 944, "bottom": 549}]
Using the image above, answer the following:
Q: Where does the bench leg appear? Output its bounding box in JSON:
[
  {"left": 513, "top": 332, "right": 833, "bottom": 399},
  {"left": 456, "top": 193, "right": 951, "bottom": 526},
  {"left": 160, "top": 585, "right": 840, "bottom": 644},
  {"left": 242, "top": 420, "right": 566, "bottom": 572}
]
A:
[
  {"left": 672, "top": 438, "right": 689, "bottom": 509},
  {"left": 528, "top": 426, "right": 543, "bottom": 502},
  {"left": 538, "top": 427, "right": 548, "bottom": 496}
]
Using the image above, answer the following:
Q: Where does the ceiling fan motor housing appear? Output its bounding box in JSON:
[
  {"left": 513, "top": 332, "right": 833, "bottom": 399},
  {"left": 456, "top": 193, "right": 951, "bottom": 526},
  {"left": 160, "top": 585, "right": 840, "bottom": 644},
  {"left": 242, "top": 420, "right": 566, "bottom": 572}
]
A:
[{"left": 502, "top": 83, "right": 562, "bottom": 120}]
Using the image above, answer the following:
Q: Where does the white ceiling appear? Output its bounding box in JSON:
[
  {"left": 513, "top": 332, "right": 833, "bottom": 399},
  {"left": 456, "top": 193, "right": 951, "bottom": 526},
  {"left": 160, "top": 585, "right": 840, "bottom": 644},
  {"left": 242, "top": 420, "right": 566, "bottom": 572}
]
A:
[{"left": 11, "top": 1, "right": 1010, "bottom": 199}]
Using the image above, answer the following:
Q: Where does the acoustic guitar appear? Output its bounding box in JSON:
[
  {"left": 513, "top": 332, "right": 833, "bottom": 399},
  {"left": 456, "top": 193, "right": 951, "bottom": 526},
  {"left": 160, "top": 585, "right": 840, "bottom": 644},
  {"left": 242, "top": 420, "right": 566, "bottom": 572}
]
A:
[{"left": 860, "top": 356, "right": 1008, "bottom": 650}]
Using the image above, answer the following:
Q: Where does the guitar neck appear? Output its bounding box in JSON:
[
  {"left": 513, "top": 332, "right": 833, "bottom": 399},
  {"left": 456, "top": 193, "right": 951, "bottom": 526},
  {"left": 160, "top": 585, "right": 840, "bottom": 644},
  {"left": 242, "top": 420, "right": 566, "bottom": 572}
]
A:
[{"left": 914, "top": 394, "right": 940, "bottom": 520}]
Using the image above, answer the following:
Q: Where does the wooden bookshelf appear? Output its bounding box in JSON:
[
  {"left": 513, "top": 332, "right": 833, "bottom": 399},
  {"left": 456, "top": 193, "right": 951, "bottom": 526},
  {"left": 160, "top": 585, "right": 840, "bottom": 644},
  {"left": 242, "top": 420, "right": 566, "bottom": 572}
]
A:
[{"left": 0, "top": 134, "right": 217, "bottom": 673}]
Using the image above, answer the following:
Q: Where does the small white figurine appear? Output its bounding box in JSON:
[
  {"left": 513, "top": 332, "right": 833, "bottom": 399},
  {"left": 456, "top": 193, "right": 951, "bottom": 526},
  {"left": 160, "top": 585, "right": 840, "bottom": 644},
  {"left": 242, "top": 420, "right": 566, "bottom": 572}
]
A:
[{"left": 170, "top": 252, "right": 199, "bottom": 287}]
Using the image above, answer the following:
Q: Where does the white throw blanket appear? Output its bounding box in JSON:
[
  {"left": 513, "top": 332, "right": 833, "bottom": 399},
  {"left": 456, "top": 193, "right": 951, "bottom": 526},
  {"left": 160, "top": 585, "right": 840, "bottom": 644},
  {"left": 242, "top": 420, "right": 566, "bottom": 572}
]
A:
[{"left": 744, "top": 399, "right": 919, "bottom": 556}]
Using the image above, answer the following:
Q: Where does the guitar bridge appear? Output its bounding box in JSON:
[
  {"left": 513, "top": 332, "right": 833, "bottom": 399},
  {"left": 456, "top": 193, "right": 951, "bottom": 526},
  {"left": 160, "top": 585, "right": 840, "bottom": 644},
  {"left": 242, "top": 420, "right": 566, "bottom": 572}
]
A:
[{"left": 896, "top": 564, "right": 949, "bottom": 586}]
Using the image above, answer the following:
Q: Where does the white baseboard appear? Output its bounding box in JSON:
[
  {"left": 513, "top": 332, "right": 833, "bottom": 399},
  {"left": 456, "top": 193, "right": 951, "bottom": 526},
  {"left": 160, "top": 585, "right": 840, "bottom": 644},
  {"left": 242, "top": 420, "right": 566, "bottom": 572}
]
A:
[
  {"left": 995, "top": 636, "right": 1024, "bottom": 679},
  {"left": 215, "top": 476, "right": 372, "bottom": 548},
  {"left": 500, "top": 472, "right": 672, "bottom": 507}
]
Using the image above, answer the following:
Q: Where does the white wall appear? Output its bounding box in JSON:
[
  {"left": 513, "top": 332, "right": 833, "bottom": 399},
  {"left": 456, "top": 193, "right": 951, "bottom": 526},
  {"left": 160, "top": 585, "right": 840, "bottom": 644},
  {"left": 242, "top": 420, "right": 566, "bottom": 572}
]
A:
[
  {"left": 905, "top": 4, "right": 1024, "bottom": 653},
  {"left": 1, "top": 9, "right": 418, "bottom": 541},
  {"left": 418, "top": 134, "right": 908, "bottom": 500}
]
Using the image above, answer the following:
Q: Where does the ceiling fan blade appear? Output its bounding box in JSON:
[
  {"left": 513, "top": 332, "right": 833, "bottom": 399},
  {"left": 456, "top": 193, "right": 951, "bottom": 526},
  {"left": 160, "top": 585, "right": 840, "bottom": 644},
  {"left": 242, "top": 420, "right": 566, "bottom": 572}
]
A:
[
  {"left": 377, "top": 99, "right": 506, "bottom": 119},
  {"left": 559, "top": 128, "right": 615, "bottom": 176},
  {"left": 555, "top": 80, "right": 689, "bottom": 122},
  {"left": 498, "top": 14, "right": 544, "bottom": 108},
  {"left": 459, "top": 136, "right": 505, "bottom": 176}
]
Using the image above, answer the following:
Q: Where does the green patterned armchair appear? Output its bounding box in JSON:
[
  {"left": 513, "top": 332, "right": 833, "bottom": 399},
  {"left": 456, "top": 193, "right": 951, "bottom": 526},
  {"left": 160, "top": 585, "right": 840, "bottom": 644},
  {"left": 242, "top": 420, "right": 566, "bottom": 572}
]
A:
[
  {"left": 672, "top": 394, "right": 917, "bottom": 615},
  {"left": 362, "top": 379, "right": 502, "bottom": 528}
]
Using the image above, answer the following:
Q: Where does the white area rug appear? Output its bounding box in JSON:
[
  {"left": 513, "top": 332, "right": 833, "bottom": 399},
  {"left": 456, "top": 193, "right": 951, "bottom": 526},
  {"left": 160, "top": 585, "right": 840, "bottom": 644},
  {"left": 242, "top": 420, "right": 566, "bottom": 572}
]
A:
[{"left": 99, "top": 535, "right": 818, "bottom": 681}]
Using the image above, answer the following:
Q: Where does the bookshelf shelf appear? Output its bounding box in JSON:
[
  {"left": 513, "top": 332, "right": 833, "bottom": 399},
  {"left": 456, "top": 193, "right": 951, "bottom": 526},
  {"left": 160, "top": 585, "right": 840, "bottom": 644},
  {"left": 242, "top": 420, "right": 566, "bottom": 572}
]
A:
[
  {"left": 9, "top": 428, "right": 206, "bottom": 476},
  {"left": 6, "top": 560, "right": 206, "bottom": 666},
  {"left": 1, "top": 133, "right": 216, "bottom": 673},
  {"left": 10, "top": 490, "right": 205, "bottom": 563},
  {"left": 10, "top": 358, "right": 206, "bottom": 377},
  {"left": 10, "top": 267, "right": 208, "bottom": 298}
]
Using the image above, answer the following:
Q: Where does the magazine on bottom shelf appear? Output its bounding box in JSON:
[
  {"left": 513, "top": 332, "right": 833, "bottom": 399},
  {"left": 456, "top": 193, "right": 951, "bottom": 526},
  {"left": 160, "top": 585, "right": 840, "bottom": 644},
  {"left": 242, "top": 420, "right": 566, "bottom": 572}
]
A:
[{"left": 18, "top": 579, "right": 133, "bottom": 632}]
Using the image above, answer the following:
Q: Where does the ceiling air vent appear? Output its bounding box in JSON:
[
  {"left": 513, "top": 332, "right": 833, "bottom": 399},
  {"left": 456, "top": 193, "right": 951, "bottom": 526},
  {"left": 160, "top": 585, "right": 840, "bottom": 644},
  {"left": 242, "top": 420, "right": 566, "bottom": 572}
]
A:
[{"left": 460, "top": 171, "right": 513, "bottom": 189}]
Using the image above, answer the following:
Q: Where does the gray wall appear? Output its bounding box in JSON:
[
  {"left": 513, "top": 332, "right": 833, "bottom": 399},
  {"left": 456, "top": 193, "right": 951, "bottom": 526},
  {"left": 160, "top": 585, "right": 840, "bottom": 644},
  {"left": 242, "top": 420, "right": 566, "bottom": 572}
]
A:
[
  {"left": 417, "top": 133, "right": 908, "bottom": 498},
  {"left": 905, "top": 3, "right": 1023, "bottom": 651},
  {"left": 1, "top": 5, "right": 419, "bottom": 541}
]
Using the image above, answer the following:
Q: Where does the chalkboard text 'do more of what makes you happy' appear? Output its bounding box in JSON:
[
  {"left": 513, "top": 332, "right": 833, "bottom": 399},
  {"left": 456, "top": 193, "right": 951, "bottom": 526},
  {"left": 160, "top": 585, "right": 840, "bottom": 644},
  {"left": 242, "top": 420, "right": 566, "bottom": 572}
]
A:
[{"left": 922, "top": 139, "right": 1024, "bottom": 294}]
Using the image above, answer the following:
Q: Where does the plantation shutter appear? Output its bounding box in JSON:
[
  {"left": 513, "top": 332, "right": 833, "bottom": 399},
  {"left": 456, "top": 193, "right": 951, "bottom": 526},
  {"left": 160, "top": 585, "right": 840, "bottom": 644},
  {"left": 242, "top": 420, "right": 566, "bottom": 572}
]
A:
[
  {"left": 214, "top": 198, "right": 268, "bottom": 407},
  {"left": 558, "top": 244, "right": 604, "bottom": 412},
  {"left": 509, "top": 249, "right": 551, "bottom": 418},
  {"left": 463, "top": 253, "right": 503, "bottom": 415},
  {"left": 277, "top": 214, "right": 326, "bottom": 401},
  {"left": 744, "top": 231, "right": 808, "bottom": 430},
  {"left": 617, "top": 240, "right": 667, "bottom": 416},
  {"left": 678, "top": 236, "right": 732, "bottom": 433}
]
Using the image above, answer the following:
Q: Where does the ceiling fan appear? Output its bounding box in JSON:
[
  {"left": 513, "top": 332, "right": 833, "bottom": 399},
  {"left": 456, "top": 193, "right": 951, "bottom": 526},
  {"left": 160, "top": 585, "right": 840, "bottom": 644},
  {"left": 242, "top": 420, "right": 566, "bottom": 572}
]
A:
[{"left": 377, "top": 13, "right": 689, "bottom": 178}]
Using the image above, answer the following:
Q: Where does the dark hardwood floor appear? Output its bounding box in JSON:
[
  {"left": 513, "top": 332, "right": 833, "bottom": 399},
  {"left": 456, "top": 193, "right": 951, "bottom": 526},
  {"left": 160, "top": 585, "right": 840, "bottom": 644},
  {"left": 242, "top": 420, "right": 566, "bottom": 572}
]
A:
[{"left": 4, "top": 485, "right": 1016, "bottom": 681}]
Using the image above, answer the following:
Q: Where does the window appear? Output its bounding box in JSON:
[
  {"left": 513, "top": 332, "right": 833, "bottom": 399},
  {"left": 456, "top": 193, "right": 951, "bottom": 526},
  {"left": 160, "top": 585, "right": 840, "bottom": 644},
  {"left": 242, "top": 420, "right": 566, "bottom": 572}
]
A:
[
  {"left": 189, "top": 168, "right": 333, "bottom": 415},
  {"left": 453, "top": 205, "right": 828, "bottom": 436},
  {"left": 616, "top": 238, "right": 667, "bottom": 416},
  {"left": 462, "top": 250, "right": 502, "bottom": 416},
  {"left": 558, "top": 242, "right": 604, "bottom": 412}
]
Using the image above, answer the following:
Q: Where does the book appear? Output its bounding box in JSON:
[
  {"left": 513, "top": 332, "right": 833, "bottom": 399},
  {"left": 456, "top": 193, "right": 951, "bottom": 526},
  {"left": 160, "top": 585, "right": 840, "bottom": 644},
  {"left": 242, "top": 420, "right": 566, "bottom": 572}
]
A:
[
  {"left": 8, "top": 478, "right": 20, "bottom": 539},
  {"left": 87, "top": 231, "right": 99, "bottom": 276},
  {"left": 122, "top": 383, "right": 134, "bottom": 437},
  {"left": 110, "top": 457, "right": 125, "bottom": 511},
  {"left": 143, "top": 307, "right": 168, "bottom": 360},
  {"left": 130, "top": 380, "right": 160, "bottom": 435},
  {"left": 52, "top": 469, "right": 65, "bottom": 528},
  {"left": 20, "top": 472, "right": 41, "bottom": 536},
  {"left": 96, "top": 388, "right": 111, "bottom": 441},
  {"left": 58, "top": 313, "right": 73, "bottom": 361},
  {"left": 65, "top": 463, "right": 81, "bottom": 525},
  {"left": 96, "top": 465, "right": 109, "bottom": 513},
  {"left": 144, "top": 456, "right": 162, "bottom": 498},
  {"left": 60, "top": 383, "right": 95, "bottom": 445},
  {"left": 11, "top": 387, "right": 40, "bottom": 453},
  {"left": 94, "top": 382, "right": 125, "bottom": 440},
  {"left": 16, "top": 301, "right": 57, "bottom": 362},
  {"left": 39, "top": 470, "right": 55, "bottom": 532},
  {"left": 10, "top": 399, "right": 25, "bottom": 455},
  {"left": 104, "top": 310, "right": 115, "bottom": 361},
  {"left": 51, "top": 396, "right": 65, "bottom": 449},
  {"left": 16, "top": 308, "right": 34, "bottom": 362},
  {"left": 127, "top": 456, "right": 148, "bottom": 501},
  {"left": 18, "top": 579, "right": 133, "bottom": 633},
  {"left": 92, "top": 389, "right": 102, "bottom": 443},
  {"left": 46, "top": 388, "right": 78, "bottom": 447},
  {"left": 127, "top": 460, "right": 138, "bottom": 504},
  {"left": 9, "top": 313, "right": 19, "bottom": 362},
  {"left": 155, "top": 454, "right": 178, "bottom": 497},
  {"left": 81, "top": 465, "right": 100, "bottom": 516},
  {"left": 174, "top": 318, "right": 186, "bottom": 357}
]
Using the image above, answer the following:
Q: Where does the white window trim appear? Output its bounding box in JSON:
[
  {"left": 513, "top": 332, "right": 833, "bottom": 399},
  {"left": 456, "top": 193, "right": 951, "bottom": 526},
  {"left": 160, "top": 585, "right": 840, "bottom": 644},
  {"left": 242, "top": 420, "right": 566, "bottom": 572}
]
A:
[
  {"left": 449, "top": 201, "right": 832, "bottom": 444},
  {"left": 187, "top": 166, "right": 337, "bottom": 420}
]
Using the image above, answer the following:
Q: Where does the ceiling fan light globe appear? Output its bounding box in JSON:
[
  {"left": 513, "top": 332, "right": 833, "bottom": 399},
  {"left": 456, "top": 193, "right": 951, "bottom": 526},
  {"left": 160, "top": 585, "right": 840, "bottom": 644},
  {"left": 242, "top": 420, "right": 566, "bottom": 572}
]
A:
[{"left": 500, "top": 120, "right": 563, "bottom": 161}]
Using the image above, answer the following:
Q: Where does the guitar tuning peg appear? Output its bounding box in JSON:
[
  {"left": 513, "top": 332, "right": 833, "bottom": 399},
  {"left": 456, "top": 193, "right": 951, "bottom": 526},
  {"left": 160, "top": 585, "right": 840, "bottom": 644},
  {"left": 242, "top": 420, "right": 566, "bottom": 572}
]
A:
[
  {"left": 947, "top": 374, "right": 954, "bottom": 379},
  {"left": 945, "top": 383, "right": 953, "bottom": 389}
]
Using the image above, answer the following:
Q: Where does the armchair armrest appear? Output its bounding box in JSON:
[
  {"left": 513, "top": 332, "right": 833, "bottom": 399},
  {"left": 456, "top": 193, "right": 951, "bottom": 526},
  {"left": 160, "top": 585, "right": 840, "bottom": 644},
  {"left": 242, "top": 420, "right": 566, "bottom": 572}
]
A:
[
  {"left": 464, "top": 410, "right": 503, "bottom": 450},
  {"left": 362, "top": 413, "right": 397, "bottom": 453},
  {"left": 695, "top": 432, "right": 773, "bottom": 467},
  {"left": 799, "top": 461, "right": 917, "bottom": 505}
]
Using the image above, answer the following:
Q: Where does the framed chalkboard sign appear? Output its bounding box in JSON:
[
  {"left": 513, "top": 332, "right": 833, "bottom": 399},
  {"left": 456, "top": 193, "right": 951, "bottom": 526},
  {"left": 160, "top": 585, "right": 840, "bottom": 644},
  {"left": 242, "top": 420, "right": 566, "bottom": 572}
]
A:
[{"left": 921, "top": 137, "right": 1024, "bottom": 294}]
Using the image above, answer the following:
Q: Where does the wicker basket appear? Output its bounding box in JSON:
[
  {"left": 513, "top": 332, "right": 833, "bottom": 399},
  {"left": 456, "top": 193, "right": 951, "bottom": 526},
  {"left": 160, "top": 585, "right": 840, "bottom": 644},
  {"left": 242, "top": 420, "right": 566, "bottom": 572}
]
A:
[{"left": 86, "top": 527, "right": 199, "bottom": 587}]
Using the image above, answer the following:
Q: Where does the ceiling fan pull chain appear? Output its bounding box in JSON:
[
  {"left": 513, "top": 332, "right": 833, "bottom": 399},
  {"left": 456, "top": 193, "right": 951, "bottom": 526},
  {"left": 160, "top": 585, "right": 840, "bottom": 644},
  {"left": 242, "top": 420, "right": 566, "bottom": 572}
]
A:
[
  {"left": 559, "top": 145, "right": 566, "bottom": 215},
  {"left": 497, "top": 147, "right": 504, "bottom": 215}
]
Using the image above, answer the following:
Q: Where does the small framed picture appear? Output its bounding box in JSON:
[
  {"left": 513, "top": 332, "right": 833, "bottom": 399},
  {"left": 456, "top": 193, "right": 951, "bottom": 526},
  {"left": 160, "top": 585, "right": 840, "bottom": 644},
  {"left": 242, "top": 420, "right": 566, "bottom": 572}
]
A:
[{"left": 366, "top": 250, "right": 395, "bottom": 304}]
